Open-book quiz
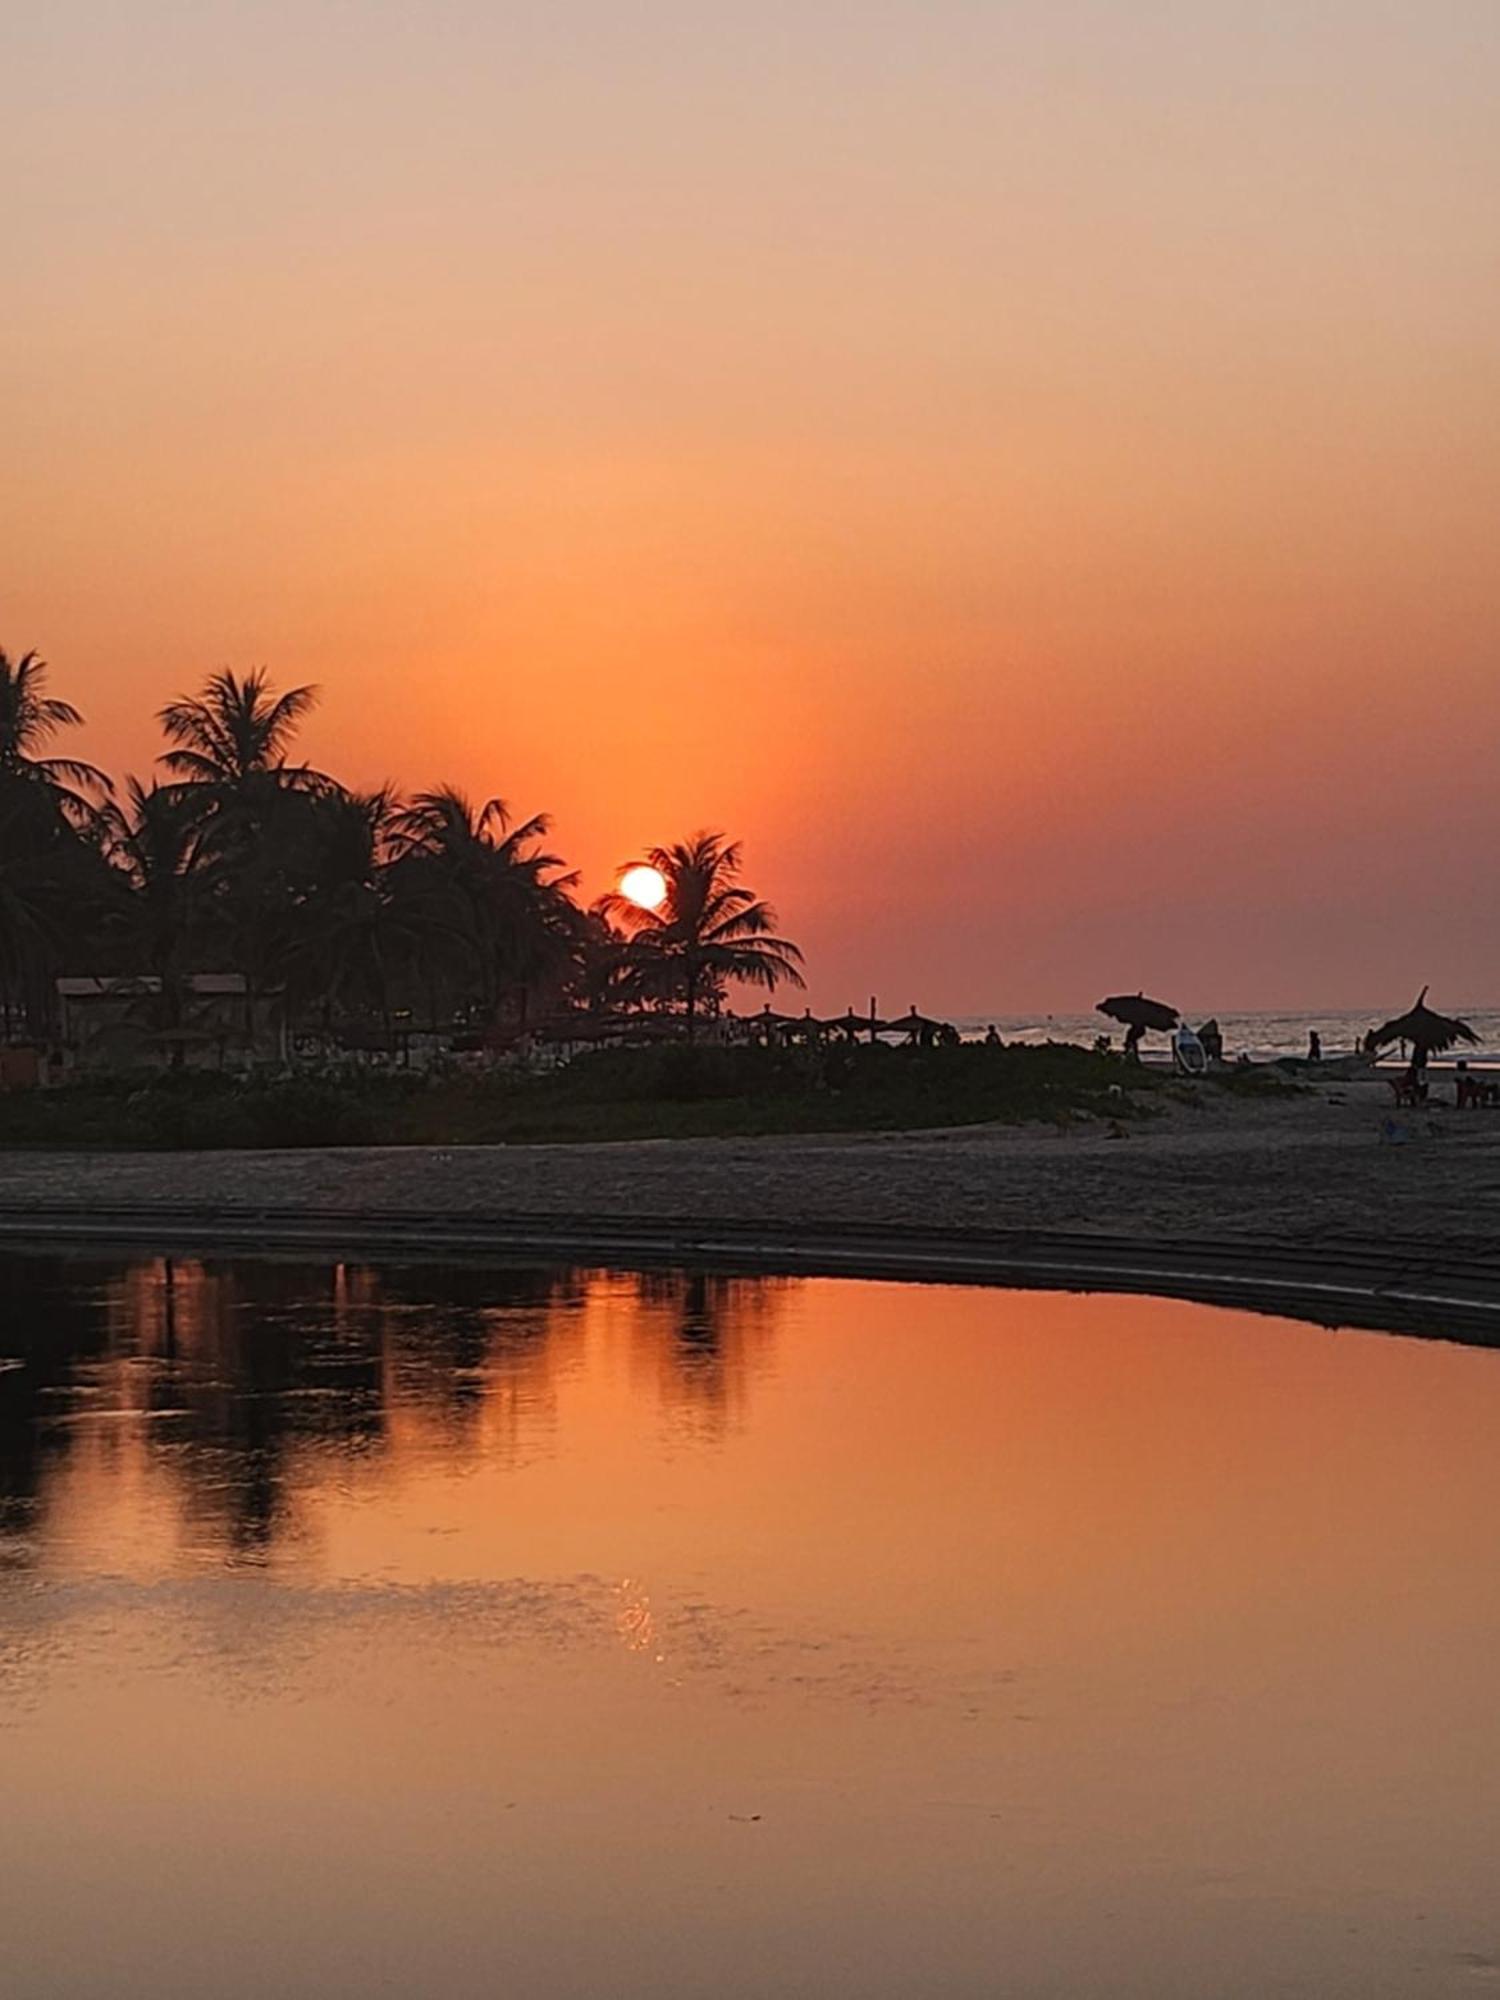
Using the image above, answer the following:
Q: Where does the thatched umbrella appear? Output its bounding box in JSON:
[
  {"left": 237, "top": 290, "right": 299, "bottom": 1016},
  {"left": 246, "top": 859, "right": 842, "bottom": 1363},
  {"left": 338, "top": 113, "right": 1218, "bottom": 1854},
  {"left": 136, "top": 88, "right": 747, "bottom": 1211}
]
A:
[
  {"left": 1364, "top": 988, "right": 1478, "bottom": 1058},
  {"left": 1097, "top": 993, "right": 1179, "bottom": 1034},
  {"left": 739, "top": 1004, "right": 810, "bottom": 1044},
  {"left": 821, "top": 1009, "right": 888, "bottom": 1042},
  {"left": 880, "top": 1007, "right": 943, "bottom": 1041}
]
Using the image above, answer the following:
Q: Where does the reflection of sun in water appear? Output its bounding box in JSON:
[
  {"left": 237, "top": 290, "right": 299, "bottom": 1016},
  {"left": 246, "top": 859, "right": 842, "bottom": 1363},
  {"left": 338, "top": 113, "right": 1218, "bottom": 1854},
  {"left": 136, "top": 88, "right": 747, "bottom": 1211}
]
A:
[
  {"left": 619, "top": 864, "right": 668, "bottom": 912},
  {"left": 616, "top": 1578, "right": 666, "bottom": 1663}
]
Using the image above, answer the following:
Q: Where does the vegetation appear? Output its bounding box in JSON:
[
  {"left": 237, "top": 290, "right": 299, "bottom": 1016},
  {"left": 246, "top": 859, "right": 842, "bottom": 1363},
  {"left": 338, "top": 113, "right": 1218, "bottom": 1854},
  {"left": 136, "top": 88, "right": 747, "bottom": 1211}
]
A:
[
  {"left": 0, "top": 1041, "right": 1163, "bottom": 1150},
  {"left": 0, "top": 653, "right": 801, "bottom": 1052},
  {"left": 0, "top": 649, "right": 1173, "bottom": 1151},
  {"left": 600, "top": 833, "right": 804, "bottom": 1037}
]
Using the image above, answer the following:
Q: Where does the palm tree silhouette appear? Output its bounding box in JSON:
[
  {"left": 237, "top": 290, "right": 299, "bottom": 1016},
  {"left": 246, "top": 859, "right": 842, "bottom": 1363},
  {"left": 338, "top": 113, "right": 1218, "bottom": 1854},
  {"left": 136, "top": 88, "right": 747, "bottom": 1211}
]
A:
[
  {"left": 98, "top": 779, "right": 213, "bottom": 1063},
  {"left": 2, "top": 653, "right": 818, "bottom": 1064},
  {"left": 158, "top": 668, "right": 323, "bottom": 795},
  {"left": 0, "top": 650, "right": 110, "bottom": 821},
  {"left": 275, "top": 786, "right": 431, "bottom": 1041},
  {"left": 157, "top": 669, "right": 332, "bottom": 1040},
  {"left": 602, "top": 831, "right": 803, "bottom": 1038},
  {"left": 388, "top": 787, "right": 579, "bottom": 1031},
  {"left": 0, "top": 652, "right": 110, "bottom": 1036}
]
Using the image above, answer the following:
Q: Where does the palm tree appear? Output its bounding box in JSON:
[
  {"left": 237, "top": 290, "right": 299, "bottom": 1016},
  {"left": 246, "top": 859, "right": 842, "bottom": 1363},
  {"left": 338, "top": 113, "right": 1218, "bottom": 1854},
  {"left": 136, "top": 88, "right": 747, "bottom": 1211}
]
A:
[
  {"left": 388, "top": 787, "right": 579, "bottom": 1031},
  {"left": 601, "top": 831, "right": 803, "bottom": 1038},
  {"left": 98, "top": 779, "right": 214, "bottom": 1063},
  {"left": 0, "top": 649, "right": 110, "bottom": 822},
  {"left": 157, "top": 669, "right": 330, "bottom": 1044},
  {"left": 274, "top": 786, "right": 430, "bottom": 1040},
  {"left": 0, "top": 786, "right": 73, "bottom": 1039},
  {"left": 158, "top": 667, "right": 323, "bottom": 795},
  {"left": 569, "top": 907, "right": 650, "bottom": 1018},
  {"left": 0, "top": 651, "right": 111, "bottom": 1036}
]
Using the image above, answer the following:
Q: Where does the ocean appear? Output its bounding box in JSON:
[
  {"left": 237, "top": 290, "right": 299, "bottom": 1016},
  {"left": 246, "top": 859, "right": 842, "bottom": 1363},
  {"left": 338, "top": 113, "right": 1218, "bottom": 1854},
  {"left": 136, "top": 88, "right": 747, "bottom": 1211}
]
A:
[{"left": 951, "top": 1006, "right": 1500, "bottom": 1065}]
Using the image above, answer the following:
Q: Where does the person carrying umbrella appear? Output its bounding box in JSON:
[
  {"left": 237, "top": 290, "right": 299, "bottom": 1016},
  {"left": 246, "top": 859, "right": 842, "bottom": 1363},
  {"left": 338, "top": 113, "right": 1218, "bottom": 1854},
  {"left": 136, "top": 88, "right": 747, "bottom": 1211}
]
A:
[{"left": 1097, "top": 993, "right": 1180, "bottom": 1063}]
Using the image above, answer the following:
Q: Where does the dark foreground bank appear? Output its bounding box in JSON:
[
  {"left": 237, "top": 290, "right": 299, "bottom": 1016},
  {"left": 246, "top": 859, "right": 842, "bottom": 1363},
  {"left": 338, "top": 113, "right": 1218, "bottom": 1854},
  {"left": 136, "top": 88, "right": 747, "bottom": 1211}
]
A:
[{"left": 0, "top": 1041, "right": 1211, "bottom": 1149}]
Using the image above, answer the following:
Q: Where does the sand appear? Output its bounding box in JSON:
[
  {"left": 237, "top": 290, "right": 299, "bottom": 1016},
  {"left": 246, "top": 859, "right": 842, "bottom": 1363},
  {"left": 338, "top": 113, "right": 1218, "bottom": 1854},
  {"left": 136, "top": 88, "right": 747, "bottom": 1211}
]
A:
[{"left": 0, "top": 1078, "right": 1496, "bottom": 1248}]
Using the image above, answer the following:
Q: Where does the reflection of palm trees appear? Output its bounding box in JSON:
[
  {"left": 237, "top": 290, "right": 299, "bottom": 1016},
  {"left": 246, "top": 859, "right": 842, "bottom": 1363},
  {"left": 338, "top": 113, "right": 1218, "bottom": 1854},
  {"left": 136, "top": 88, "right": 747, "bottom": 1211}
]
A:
[
  {"left": 0, "top": 1255, "right": 115, "bottom": 1532},
  {"left": 102, "top": 1258, "right": 387, "bottom": 1562},
  {"left": 626, "top": 1270, "right": 788, "bottom": 1435},
  {"left": 373, "top": 1262, "right": 576, "bottom": 1466},
  {"left": 9, "top": 1256, "right": 796, "bottom": 1566}
]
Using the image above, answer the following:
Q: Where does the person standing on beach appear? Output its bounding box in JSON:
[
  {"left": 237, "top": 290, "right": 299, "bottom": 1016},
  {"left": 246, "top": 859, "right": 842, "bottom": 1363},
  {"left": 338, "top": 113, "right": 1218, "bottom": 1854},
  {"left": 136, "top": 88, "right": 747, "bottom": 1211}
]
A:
[{"left": 1308, "top": 1030, "right": 1322, "bottom": 1062}]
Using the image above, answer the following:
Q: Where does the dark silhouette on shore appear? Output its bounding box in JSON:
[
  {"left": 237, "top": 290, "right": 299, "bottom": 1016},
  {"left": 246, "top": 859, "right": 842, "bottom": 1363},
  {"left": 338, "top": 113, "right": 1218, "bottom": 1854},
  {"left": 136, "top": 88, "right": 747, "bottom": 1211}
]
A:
[
  {"left": 0, "top": 654, "right": 803, "bottom": 1055},
  {"left": 1364, "top": 987, "right": 1478, "bottom": 1102},
  {"left": 1097, "top": 992, "right": 1179, "bottom": 1061},
  {"left": 598, "top": 832, "right": 804, "bottom": 1041}
]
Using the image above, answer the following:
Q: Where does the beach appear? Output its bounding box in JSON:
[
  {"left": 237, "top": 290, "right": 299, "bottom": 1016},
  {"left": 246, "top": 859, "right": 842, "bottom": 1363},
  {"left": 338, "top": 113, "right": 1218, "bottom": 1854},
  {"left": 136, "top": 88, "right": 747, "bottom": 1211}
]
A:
[{"left": 3, "top": 1077, "right": 1497, "bottom": 1260}]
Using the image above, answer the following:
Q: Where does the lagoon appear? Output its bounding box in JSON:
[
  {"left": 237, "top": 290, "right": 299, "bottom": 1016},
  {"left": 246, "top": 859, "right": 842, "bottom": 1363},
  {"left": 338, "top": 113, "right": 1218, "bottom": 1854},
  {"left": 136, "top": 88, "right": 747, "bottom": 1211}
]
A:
[{"left": 2, "top": 1255, "right": 1498, "bottom": 1997}]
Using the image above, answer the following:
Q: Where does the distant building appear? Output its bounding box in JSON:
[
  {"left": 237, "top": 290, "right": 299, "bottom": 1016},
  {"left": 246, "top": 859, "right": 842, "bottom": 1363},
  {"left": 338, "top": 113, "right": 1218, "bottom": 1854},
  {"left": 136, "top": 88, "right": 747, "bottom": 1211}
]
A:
[{"left": 55, "top": 975, "right": 286, "bottom": 1071}]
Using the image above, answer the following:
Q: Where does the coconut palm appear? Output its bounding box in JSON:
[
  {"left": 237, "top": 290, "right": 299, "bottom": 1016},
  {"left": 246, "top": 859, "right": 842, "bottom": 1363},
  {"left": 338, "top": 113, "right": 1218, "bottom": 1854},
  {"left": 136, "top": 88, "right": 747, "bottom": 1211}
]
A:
[
  {"left": 0, "top": 652, "right": 112, "bottom": 1035},
  {"left": 0, "top": 787, "right": 71, "bottom": 1038},
  {"left": 388, "top": 787, "right": 579, "bottom": 1029},
  {"left": 274, "top": 786, "right": 433, "bottom": 1038},
  {"left": 0, "top": 649, "right": 110, "bottom": 822},
  {"left": 158, "top": 668, "right": 323, "bottom": 795},
  {"left": 601, "top": 831, "right": 803, "bottom": 1037},
  {"left": 98, "top": 779, "right": 216, "bottom": 1062},
  {"left": 157, "top": 669, "right": 334, "bottom": 1031}
]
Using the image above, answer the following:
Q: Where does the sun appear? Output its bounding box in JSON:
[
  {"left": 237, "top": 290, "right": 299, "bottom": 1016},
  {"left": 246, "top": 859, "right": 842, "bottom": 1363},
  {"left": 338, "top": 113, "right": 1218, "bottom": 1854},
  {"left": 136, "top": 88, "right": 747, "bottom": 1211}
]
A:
[{"left": 619, "top": 864, "right": 668, "bottom": 912}]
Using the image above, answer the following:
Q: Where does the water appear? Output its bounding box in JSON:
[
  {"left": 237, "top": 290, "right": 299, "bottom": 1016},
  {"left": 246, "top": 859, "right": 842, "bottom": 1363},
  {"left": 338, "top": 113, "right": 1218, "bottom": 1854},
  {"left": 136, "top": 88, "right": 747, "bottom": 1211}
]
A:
[
  {"left": 956, "top": 1005, "right": 1500, "bottom": 1063},
  {"left": 3, "top": 1254, "right": 1500, "bottom": 1998}
]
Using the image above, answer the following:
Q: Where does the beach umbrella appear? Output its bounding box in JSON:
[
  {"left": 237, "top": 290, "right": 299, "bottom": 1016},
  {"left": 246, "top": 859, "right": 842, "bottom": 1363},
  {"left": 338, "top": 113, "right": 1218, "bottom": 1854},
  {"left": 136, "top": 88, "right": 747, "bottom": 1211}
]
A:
[
  {"left": 1097, "top": 993, "right": 1179, "bottom": 1034},
  {"left": 820, "top": 1009, "right": 888, "bottom": 1039},
  {"left": 735, "top": 1004, "right": 807, "bottom": 1043},
  {"left": 880, "top": 1007, "right": 943, "bottom": 1039},
  {"left": 1364, "top": 987, "right": 1478, "bottom": 1057}
]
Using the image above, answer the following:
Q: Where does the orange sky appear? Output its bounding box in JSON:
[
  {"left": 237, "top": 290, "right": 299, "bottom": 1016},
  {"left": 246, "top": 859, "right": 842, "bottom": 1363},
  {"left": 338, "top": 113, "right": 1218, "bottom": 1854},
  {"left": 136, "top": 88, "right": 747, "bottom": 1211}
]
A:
[{"left": 5, "top": 3, "right": 1499, "bottom": 1011}]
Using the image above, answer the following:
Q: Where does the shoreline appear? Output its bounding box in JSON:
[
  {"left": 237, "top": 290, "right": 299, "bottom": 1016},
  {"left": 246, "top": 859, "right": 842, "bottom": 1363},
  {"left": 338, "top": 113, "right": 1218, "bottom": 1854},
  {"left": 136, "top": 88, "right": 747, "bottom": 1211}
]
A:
[
  {"left": 5, "top": 1079, "right": 1500, "bottom": 1341},
  {"left": 4, "top": 1201, "right": 1500, "bottom": 1344}
]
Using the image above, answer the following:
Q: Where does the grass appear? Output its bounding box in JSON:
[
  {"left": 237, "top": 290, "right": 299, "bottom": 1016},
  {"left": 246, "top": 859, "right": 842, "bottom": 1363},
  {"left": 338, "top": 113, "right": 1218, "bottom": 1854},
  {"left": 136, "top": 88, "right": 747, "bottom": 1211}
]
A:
[{"left": 0, "top": 1041, "right": 1172, "bottom": 1150}]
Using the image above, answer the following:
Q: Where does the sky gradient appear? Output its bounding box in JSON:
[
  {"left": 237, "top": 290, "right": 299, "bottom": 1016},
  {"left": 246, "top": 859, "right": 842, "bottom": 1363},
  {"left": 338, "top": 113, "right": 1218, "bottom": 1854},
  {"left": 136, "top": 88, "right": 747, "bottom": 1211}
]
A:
[{"left": 5, "top": 2, "right": 1498, "bottom": 1011}]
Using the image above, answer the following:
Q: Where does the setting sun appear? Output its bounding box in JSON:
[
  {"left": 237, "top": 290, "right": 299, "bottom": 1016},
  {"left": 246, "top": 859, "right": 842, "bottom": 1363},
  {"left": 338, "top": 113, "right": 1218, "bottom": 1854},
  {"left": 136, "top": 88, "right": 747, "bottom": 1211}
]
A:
[{"left": 619, "top": 865, "right": 668, "bottom": 913}]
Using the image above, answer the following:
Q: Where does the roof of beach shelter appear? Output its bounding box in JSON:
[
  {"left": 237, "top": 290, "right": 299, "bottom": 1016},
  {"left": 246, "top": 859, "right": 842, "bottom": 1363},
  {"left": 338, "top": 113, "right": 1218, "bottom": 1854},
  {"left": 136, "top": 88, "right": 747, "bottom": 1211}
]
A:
[
  {"left": 821, "top": 1009, "right": 889, "bottom": 1033},
  {"left": 880, "top": 1007, "right": 943, "bottom": 1033},
  {"left": 1365, "top": 987, "right": 1478, "bottom": 1056}
]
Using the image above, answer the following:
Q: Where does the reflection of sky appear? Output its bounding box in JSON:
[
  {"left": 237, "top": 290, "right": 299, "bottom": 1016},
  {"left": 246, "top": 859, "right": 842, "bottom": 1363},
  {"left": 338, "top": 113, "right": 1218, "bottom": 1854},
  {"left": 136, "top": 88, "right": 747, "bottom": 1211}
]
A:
[{"left": 3, "top": 1256, "right": 1500, "bottom": 1995}]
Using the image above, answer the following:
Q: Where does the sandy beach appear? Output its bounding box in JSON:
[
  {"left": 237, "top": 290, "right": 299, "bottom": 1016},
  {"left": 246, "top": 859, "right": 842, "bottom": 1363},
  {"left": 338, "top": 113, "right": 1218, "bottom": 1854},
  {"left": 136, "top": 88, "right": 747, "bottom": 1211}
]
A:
[{"left": 2, "top": 1077, "right": 1498, "bottom": 1255}]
